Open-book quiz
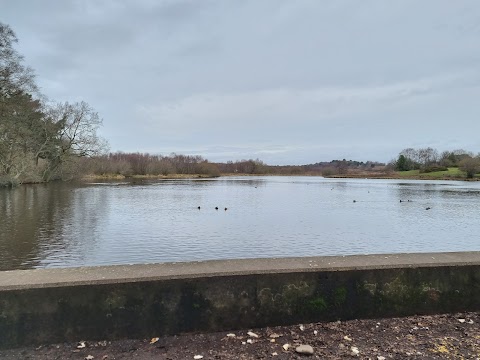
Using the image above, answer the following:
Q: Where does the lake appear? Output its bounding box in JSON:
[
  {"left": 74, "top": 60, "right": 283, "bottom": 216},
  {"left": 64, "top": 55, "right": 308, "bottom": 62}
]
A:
[{"left": 1, "top": 176, "right": 479, "bottom": 271}]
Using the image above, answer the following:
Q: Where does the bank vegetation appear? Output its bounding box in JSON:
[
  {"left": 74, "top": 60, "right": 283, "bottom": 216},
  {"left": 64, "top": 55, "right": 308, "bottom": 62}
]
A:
[
  {"left": 0, "top": 22, "right": 107, "bottom": 187},
  {"left": 391, "top": 148, "right": 480, "bottom": 179}
]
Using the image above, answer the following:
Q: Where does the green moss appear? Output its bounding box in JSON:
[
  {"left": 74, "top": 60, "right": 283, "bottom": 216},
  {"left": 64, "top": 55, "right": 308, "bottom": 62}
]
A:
[
  {"left": 382, "top": 277, "right": 409, "bottom": 299},
  {"left": 333, "top": 287, "right": 347, "bottom": 306},
  {"left": 104, "top": 292, "right": 127, "bottom": 310},
  {"left": 258, "top": 281, "right": 313, "bottom": 315},
  {"left": 362, "top": 282, "right": 377, "bottom": 296},
  {"left": 307, "top": 297, "right": 328, "bottom": 312},
  {"left": 258, "top": 288, "right": 274, "bottom": 308},
  {"left": 282, "top": 282, "right": 311, "bottom": 303}
]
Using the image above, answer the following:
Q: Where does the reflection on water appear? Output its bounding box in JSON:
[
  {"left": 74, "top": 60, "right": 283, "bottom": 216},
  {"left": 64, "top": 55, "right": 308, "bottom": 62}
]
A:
[{"left": 1, "top": 177, "right": 479, "bottom": 270}]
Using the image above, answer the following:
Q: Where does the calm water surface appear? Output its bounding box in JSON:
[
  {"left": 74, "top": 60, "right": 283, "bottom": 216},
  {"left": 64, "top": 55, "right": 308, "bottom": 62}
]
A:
[{"left": 1, "top": 176, "right": 479, "bottom": 270}]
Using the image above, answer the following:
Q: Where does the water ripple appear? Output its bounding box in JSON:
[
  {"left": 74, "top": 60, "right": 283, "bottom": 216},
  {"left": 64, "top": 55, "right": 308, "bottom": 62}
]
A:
[{"left": 0, "top": 177, "right": 479, "bottom": 270}]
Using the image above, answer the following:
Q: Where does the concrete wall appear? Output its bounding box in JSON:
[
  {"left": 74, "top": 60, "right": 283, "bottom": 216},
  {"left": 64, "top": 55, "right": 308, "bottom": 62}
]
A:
[{"left": 0, "top": 252, "right": 479, "bottom": 348}]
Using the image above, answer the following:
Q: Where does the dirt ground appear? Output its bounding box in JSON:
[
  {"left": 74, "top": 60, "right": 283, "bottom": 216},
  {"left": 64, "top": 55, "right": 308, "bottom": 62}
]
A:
[{"left": 1, "top": 312, "right": 478, "bottom": 359}]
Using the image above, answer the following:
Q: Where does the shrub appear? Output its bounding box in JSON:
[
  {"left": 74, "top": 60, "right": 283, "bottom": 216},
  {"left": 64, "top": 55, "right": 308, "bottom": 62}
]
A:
[
  {"left": 421, "top": 166, "right": 448, "bottom": 173},
  {"left": 459, "top": 157, "right": 480, "bottom": 179},
  {"left": 321, "top": 167, "right": 338, "bottom": 177},
  {"left": 194, "top": 162, "right": 220, "bottom": 177}
]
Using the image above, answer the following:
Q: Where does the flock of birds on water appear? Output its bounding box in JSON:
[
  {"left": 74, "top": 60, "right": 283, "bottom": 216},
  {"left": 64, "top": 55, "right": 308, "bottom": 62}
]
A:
[
  {"left": 197, "top": 206, "right": 227, "bottom": 211},
  {"left": 352, "top": 198, "right": 431, "bottom": 210},
  {"left": 198, "top": 203, "right": 431, "bottom": 211},
  {"left": 197, "top": 194, "right": 431, "bottom": 211}
]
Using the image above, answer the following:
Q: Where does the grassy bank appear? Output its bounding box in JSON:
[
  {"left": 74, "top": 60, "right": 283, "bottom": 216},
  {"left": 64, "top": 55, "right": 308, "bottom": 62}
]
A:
[
  {"left": 396, "top": 167, "right": 475, "bottom": 180},
  {"left": 326, "top": 167, "right": 479, "bottom": 181}
]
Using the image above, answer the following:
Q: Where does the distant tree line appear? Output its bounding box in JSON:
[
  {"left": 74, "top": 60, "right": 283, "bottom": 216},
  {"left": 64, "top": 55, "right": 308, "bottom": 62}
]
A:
[
  {"left": 215, "top": 159, "right": 270, "bottom": 174},
  {"left": 393, "top": 147, "right": 480, "bottom": 178},
  {"left": 85, "top": 155, "right": 386, "bottom": 178},
  {"left": 85, "top": 152, "right": 220, "bottom": 177},
  {"left": 0, "top": 22, "right": 107, "bottom": 187},
  {"left": 215, "top": 158, "right": 384, "bottom": 176},
  {"left": 306, "top": 159, "right": 384, "bottom": 176}
]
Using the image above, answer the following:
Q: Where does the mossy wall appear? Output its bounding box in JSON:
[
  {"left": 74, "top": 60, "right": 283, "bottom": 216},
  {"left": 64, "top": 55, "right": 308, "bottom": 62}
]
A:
[{"left": 0, "top": 264, "right": 479, "bottom": 348}]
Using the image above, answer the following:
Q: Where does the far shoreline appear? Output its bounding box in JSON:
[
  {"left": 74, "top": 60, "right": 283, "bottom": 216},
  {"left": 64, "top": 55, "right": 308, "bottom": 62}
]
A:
[{"left": 80, "top": 171, "right": 480, "bottom": 182}]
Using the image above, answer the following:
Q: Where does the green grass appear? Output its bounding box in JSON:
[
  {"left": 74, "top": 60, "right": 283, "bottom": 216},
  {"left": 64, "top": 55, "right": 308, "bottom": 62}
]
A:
[
  {"left": 397, "top": 167, "right": 466, "bottom": 179},
  {"left": 397, "top": 170, "right": 421, "bottom": 177}
]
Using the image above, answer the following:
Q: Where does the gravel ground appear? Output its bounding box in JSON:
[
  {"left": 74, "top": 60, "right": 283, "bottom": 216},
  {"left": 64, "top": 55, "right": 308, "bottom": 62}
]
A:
[{"left": 1, "top": 312, "right": 478, "bottom": 359}]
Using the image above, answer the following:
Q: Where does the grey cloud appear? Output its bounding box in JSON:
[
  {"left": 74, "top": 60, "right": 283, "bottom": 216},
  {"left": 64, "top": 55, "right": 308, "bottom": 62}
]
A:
[{"left": 2, "top": 0, "right": 480, "bottom": 164}]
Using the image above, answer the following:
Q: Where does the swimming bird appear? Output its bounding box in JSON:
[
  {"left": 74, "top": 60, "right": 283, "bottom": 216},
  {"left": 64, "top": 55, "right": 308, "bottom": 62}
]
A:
[
  {"left": 215, "top": 207, "right": 218, "bottom": 210},
  {"left": 353, "top": 200, "right": 356, "bottom": 203},
  {"left": 197, "top": 206, "right": 201, "bottom": 210},
  {"left": 426, "top": 207, "right": 431, "bottom": 210},
  {"left": 224, "top": 207, "right": 228, "bottom": 211}
]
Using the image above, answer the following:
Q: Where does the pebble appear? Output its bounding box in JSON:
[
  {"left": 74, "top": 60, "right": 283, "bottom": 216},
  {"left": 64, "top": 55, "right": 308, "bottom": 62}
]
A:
[
  {"left": 458, "top": 318, "right": 466, "bottom": 323},
  {"left": 226, "top": 333, "right": 236, "bottom": 338},
  {"left": 295, "top": 345, "right": 314, "bottom": 355},
  {"left": 377, "top": 356, "right": 386, "bottom": 360},
  {"left": 85, "top": 356, "right": 94, "bottom": 360},
  {"left": 193, "top": 356, "right": 203, "bottom": 360},
  {"left": 247, "top": 331, "right": 259, "bottom": 338},
  {"left": 282, "top": 343, "right": 290, "bottom": 351},
  {"left": 343, "top": 335, "right": 352, "bottom": 341},
  {"left": 351, "top": 346, "right": 360, "bottom": 356}
]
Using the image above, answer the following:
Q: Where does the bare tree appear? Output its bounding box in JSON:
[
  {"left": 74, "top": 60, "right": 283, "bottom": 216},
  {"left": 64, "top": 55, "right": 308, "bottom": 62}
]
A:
[
  {"left": 400, "top": 148, "right": 420, "bottom": 169},
  {"left": 417, "top": 147, "right": 438, "bottom": 169},
  {"left": 42, "top": 101, "right": 108, "bottom": 180}
]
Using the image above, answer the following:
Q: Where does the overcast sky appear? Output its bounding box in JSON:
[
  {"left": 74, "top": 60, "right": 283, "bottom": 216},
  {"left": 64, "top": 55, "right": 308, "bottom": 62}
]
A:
[{"left": 2, "top": 0, "right": 479, "bottom": 164}]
